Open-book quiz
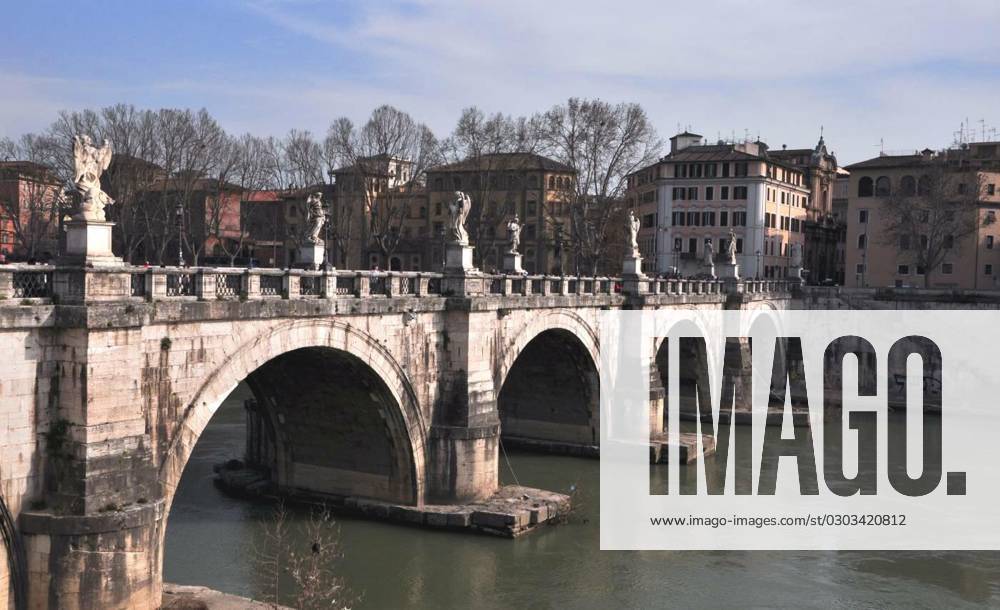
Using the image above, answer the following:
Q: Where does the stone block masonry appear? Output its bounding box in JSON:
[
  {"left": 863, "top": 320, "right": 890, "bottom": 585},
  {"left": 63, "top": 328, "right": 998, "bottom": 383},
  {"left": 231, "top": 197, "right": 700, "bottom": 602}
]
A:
[{"left": 0, "top": 264, "right": 795, "bottom": 609}]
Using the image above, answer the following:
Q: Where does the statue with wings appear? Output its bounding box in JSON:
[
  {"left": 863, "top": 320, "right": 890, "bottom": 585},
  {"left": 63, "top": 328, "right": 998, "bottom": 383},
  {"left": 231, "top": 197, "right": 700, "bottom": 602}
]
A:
[
  {"left": 69, "top": 135, "right": 115, "bottom": 222},
  {"left": 448, "top": 191, "right": 471, "bottom": 245}
]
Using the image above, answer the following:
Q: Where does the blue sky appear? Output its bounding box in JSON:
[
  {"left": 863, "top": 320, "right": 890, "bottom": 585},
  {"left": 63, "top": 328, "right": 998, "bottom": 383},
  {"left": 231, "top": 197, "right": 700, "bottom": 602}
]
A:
[{"left": 2, "top": 0, "right": 999, "bottom": 164}]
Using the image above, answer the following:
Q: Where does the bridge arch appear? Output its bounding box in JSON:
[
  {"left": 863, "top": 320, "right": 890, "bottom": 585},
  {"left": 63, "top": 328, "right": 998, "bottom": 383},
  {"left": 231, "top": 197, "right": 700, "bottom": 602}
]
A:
[
  {"left": 494, "top": 310, "right": 601, "bottom": 448},
  {"left": 160, "top": 318, "right": 427, "bottom": 509}
]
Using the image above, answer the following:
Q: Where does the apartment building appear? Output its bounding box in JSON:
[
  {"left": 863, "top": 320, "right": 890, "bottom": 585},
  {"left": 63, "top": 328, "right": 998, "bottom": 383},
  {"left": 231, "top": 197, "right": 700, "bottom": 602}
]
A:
[
  {"left": 626, "top": 131, "right": 809, "bottom": 278},
  {"left": 425, "top": 153, "right": 576, "bottom": 274},
  {"left": 845, "top": 142, "right": 1000, "bottom": 289},
  {"left": 0, "top": 161, "right": 63, "bottom": 261},
  {"left": 769, "top": 135, "right": 845, "bottom": 283}
]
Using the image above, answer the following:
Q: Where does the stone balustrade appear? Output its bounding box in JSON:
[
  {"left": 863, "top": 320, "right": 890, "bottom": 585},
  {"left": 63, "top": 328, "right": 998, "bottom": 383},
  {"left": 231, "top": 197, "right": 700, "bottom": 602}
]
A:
[{"left": 0, "top": 263, "right": 799, "bottom": 305}]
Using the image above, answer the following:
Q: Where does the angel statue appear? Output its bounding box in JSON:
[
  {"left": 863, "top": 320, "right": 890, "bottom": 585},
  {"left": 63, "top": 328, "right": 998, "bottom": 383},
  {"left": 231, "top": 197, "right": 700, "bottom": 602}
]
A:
[
  {"left": 727, "top": 228, "right": 738, "bottom": 264},
  {"left": 626, "top": 210, "right": 640, "bottom": 256},
  {"left": 448, "top": 191, "right": 471, "bottom": 245},
  {"left": 703, "top": 238, "right": 715, "bottom": 267},
  {"left": 69, "top": 135, "right": 115, "bottom": 222},
  {"left": 790, "top": 242, "right": 803, "bottom": 267},
  {"left": 305, "top": 192, "right": 326, "bottom": 244},
  {"left": 506, "top": 214, "right": 522, "bottom": 254}
]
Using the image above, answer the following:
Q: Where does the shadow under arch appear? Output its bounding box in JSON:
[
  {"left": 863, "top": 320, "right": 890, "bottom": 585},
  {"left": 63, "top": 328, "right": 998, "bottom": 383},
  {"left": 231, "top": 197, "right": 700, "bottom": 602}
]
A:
[
  {"left": 495, "top": 312, "right": 601, "bottom": 449},
  {"left": 159, "top": 319, "right": 427, "bottom": 514}
]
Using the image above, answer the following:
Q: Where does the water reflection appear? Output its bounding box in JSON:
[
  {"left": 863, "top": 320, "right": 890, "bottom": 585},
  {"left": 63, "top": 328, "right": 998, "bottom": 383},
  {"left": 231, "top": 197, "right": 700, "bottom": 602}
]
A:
[{"left": 164, "top": 389, "right": 1000, "bottom": 608}]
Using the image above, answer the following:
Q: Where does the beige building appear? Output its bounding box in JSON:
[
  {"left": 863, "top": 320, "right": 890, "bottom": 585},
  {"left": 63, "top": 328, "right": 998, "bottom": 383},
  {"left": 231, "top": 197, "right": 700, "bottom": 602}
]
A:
[
  {"left": 330, "top": 155, "right": 427, "bottom": 271},
  {"left": 626, "top": 131, "right": 809, "bottom": 279},
  {"left": 769, "top": 135, "right": 845, "bottom": 283},
  {"left": 425, "top": 153, "right": 576, "bottom": 274},
  {"left": 845, "top": 142, "right": 1000, "bottom": 289}
]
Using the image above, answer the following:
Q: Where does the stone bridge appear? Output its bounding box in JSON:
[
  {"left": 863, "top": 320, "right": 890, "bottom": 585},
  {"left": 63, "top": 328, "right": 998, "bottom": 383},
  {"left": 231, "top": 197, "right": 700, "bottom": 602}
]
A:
[{"left": 0, "top": 263, "right": 795, "bottom": 609}]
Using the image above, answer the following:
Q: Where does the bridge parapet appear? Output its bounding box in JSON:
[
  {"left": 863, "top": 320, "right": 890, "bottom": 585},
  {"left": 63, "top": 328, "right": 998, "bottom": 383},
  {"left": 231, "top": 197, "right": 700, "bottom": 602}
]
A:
[{"left": 0, "top": 264, "right": 797, "bottom": 313}]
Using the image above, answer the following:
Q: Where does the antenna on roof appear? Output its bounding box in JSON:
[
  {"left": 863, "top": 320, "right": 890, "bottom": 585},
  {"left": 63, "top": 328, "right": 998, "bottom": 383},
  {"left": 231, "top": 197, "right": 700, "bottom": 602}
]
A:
[{"left": 874, "top": 138, "right": 884, "bottom": 156}]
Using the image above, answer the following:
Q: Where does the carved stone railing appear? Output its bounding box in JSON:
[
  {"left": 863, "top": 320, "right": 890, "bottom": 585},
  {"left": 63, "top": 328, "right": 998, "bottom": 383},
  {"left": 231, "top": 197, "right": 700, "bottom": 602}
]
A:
[{"left": 0, "top": 263, "right": 796, "bottom": 306}]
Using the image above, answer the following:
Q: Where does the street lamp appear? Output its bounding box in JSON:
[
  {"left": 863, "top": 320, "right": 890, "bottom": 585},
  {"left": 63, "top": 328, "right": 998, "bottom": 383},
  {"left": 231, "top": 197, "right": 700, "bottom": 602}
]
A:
[
  {"left": 554, "top": 223, "right": 564, "bottom": 276},
  {"left": 436, "top": 225, "right": 446, "bottom": 270},
  {"left": 324, "top": 172, "right": 335, "bottom": 271},
  {"left": 175, "top": 201, "right": 185, "bottom": 267}
]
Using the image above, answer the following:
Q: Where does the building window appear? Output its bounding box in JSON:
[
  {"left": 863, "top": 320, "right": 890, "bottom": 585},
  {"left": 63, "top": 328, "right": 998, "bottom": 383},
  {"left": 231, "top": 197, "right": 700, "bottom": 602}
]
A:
[
  {"left": 858, "top": 177, "right": 874, "bottom": 197},
  {"left": 706, "top": 186, "right": 714, "bottom": 201},
  {"left": 525, "top": 225, "right": 536, "bottom": 240},
  {"left": 720, "top": 211, "right": 728, "bottom": 226},
  {"left": 986, "top": 264, "right": 994, "bottom": 276},
  {"left": 875, "top": 176, "right": 891, "bottom": 197},
  {"left": 687, "top": 187, "right": 698, "bottom": 200},
  {"left": 944, "top": 234, "right": 954, "bottom": 249},
  {"left": 688, "top": 237, "right": 697, "bottom": 253},
  {"left": 901, "top": 175, "right": 916, "bottom": 196},
  {"left": 988, "top": 184, "right": 996, "bottom": 196},
  {"left": 856, "top": 263, "right": 866, "bottom": 274},
  {"left": 900, "top": 234, "right": 910, "bottom": 249},
  {"left": 859, "top": 210, "right": 868, "bottom": 223},
  {"left": 642, "top": 213, "right": 655, "bottom": 228},
  {"left": 721, "top": 186, "right": 730, "bottom": 200},
  {"left": 857, "top": 234, "right": 867, "bottom": 248},
  {"left": 527, "top": 200, "right": 537, "bottom": 215},
  {"left": 942, "top": 263, "right": 953, "bottom": 274},
  {"left": 988, "top": 236, "right": 994, "bottom": 249},
  {"left": 673, "top": 237, "right": 682, "bottom": 252},
  {"left": 733, "top": 186, "right": 748, "bottom": 200},
  {"left": 897, "top": 264, "right": 909, "bottom": 275},
  {"left": 736, "top": 238, "right": 743, "bottom": 253}
]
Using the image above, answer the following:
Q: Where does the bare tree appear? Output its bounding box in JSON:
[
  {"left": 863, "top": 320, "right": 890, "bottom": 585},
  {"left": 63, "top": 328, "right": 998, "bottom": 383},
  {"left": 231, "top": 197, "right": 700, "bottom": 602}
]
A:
[
  {"left": 96, "top": 105, "right": 162, "bottom": 263},
  {"left": 878, "top": 164, "right": 987, "bottom": 288},
  {"left": 0, "top": 134, "right": 64, "bottom": 261},
  {"left": 537, "top": 98, "right": 662, "bottom": 275},
  {"left": 286, "top": 508, "right": 354, "bottom": 610},
  {"left": 210, "top": 135, "right": 281, "bottom": 266},
  {"left": 277, "top": 130, "right": 329, "bottom": 190},
  {"left": 325, "top": 106, "right": 437, "bottom": 268},
  {"left": 250, "top": 502, "right": 354, "bottom": 609},
  {"left": 439, "top": 107, "right": 542, "bottom": 268}
]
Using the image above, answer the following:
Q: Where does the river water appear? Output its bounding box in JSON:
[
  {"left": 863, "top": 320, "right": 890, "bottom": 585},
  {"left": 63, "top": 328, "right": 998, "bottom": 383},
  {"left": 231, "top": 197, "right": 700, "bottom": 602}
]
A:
[{"left": 164, "top": 386, "right": 1000, "bottom": 608}]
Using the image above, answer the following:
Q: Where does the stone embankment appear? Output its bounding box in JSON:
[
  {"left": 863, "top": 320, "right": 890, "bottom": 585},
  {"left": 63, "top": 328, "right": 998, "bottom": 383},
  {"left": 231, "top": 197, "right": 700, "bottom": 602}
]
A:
[
  {"left": 213, "top": 461, "right": 571, "bottom": 538},
  {"left": 161, "top": 583, "right": 292, "bottom": 609}
]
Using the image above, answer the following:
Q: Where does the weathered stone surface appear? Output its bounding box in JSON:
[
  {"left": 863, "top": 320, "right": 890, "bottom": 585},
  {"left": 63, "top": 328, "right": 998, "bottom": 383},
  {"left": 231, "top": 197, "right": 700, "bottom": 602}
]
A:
[{"left": 0, "top": 268, "right": 798, "bottom": 609}]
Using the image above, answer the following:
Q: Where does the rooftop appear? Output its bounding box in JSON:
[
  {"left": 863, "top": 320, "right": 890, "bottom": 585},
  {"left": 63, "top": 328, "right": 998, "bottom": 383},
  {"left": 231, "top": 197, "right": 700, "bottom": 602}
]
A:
[{"left": 428, "top": 152, "right": 574, "bottom": 174}]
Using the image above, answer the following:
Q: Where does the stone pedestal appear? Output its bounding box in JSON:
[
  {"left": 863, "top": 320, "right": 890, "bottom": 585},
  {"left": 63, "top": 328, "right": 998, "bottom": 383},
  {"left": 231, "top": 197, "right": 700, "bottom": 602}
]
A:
[
  {"left": 621, "top": 254, "right": 648, "bottom": 295},
  {"left": 446, "top": 243, "right": 476, "bottom": 272},
  {"left": 718, "top": 262, "right": 740, "bottom": 280},
  {"left": 502, "top": 251, "right": 523, "bottom": 274},
  {"left": 622, "top": 254, "right": 644, "bottom": 277},
  {"left": 703, "top": 262, "right": 717, "bottom": 279},
  {"left": 789, "top": 266, "right": 806, "bottom": 285},
  {"left": 297, "top": 242, "right": 325, "bottom": 270},
  {"left": 60, "top": 220, "right": 122, "bottom": 267}
]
